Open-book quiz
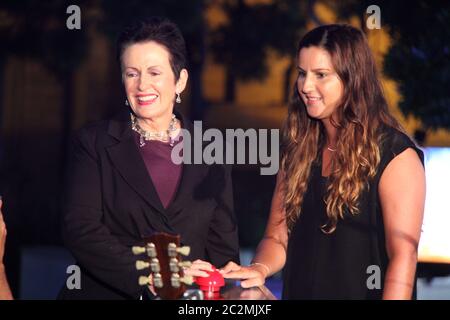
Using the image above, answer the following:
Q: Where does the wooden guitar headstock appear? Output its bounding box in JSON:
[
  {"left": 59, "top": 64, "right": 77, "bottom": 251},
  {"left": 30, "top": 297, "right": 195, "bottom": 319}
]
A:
[{"left": 132, "top": 232, "right": 193, "bottom": 300}]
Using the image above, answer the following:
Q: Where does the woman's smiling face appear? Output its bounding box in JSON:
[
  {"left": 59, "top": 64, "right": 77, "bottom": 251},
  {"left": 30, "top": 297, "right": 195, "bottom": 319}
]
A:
[
  {"left": 297, "top": 46, "right": 344, "bottom": 121},
  {"left": 121, "top": 41, "right": 187, "bottom": 123}
]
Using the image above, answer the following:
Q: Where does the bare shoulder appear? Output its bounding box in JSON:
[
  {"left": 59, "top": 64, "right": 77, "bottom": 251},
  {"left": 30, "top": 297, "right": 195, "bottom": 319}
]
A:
[
  {"left": 378, "top": 147, "right": 425, "bottom": 231},
  {"left": 380, "top": 147, "right": 424, "bottom": 186}
]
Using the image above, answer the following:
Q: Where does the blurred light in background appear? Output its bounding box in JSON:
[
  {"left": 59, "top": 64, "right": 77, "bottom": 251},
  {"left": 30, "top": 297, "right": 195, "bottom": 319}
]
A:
[{"left": 419, "top": 147, "right": 450, "bottom": 263}]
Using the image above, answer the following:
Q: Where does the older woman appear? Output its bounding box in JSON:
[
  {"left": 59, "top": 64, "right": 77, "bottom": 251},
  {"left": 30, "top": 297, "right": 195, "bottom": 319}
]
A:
[
  {"left": 221, "top": 24, "right": 425, "bottom": 300},
  {"left": 58, "top": 17, "right": 239, "bottom": 299}
]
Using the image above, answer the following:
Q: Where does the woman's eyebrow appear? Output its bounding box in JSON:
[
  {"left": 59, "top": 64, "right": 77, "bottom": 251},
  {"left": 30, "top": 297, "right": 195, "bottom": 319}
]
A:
[
  {"left": 310, "top": 68, "right": 331, "bottom": 72},
  {"left": 147, "top": 65, "right": 162, "bottom": 70},
  {"left": 297, "top": 67, "right": 331, "bottom": 72}
]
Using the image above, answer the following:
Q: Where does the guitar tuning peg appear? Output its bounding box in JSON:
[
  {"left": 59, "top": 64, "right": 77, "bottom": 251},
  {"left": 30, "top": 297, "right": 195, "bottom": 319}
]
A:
[
  {"left": 169, "top": 259, "right": 192, "bottom": 273},
  {"left": 170, "top": 274, "right": 193, "bottom": 288},
  {"left": 132, "top": 243, "right": 157, "bottom": 257},
  {"left": 176, "top": 246, "right": 191, "bottom": 256},
  {"left": 153, "top": 273, "right": 163, "bottom": 288},
  {"left": 138, "top": 276, "right": 153, "bottom": 286},
  {"left": 167, "top": 243, "right": 177, "bottom": 257},
  {"left": 135, "top": 260, "right": 150, "bottom": 270},
  {"left": 146, "top": 243, "right": 157, "bottom": 258},
  {"left": 169, "top": 258, "right": 180, "bottom": 272},
  {"left": 132, "top": 246, "right": 146, "bottom": 255},
  {"left": 178, "top": 261, "right": 192, "bottom": 269},
  {"left": 150, "top": 258, "right": 160, "bottom": 272},
  {"left": 168, "top": 243, "right": 191, "bottom": 257},
  {"left": 171, "top": 274, "right": 181, "bottom": 288},
  {"left": 180, "top": 275, "right": 194, "bottom": 285}
]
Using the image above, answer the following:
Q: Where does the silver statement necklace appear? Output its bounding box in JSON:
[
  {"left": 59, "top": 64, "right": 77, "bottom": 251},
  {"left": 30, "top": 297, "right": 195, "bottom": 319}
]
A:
[{"left": 131, "top": 113, "right": 178, "bottom": 147}]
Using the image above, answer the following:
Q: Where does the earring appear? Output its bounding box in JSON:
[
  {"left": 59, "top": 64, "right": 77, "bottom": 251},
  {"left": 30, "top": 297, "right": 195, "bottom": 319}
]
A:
[
  {"left": 176, "top": 93, "right": 181, "bottom": 104},
  {"left": 125, "top": 99, "right": 129, "bottom": 106}
]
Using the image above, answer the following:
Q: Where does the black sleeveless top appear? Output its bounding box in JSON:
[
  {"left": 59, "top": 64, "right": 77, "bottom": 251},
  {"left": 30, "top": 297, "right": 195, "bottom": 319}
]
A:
[{"left": 282, "top": 127, "right": 424, "bottom": 299}]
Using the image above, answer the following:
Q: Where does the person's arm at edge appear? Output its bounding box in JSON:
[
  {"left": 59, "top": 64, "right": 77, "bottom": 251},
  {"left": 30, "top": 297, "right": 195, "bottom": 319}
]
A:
[
  {"left": 0, "top": 199, "right": 13, "bottom": 300},
  {"left": 379, "top": 148, "right": 425, "bottom": 299}
]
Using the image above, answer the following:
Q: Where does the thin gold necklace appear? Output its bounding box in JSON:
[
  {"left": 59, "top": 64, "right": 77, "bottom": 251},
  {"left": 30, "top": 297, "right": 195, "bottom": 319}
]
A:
[{"left": 130, "top": 113, "right": 178, "bottom": 147}]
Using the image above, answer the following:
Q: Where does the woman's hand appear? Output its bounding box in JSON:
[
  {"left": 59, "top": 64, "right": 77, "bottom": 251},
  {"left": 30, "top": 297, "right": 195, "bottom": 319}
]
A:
[
  {"left": 183, "top": 259, "right": 214, "bottom": 278},
  {"left": 220, "top": 261, "right": 268, "bottom": 288}
]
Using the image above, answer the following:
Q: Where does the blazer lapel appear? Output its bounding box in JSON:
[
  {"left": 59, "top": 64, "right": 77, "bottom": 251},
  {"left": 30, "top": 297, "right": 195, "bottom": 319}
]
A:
[
  {"left": 165, "top": 113, "right": 208, "bottom": 216},
  {"left": 106, "top": 113, "right": 166, "bottom": 216}
]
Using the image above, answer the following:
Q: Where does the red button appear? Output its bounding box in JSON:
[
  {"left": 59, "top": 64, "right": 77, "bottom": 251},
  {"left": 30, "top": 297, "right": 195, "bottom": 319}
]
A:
[{"left": 194, "top": 266, "right": 225, "bottom": 294}]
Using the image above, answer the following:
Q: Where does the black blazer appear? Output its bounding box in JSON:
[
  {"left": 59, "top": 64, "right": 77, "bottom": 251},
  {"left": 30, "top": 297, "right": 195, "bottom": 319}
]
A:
[{"left": 58, "top": 110, "right": 240, "bottom": 299}]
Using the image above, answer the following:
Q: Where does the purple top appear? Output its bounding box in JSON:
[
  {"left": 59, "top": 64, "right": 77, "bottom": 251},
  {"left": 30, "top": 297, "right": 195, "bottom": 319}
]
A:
[{"left": 133, "top": 132, "right": 182, "bottom": 209}]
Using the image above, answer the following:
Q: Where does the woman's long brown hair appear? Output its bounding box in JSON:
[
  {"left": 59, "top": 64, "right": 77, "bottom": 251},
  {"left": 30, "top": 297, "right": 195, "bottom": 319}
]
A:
[{"left": 281, "top": 24, "right": 403, "bottom": 233}]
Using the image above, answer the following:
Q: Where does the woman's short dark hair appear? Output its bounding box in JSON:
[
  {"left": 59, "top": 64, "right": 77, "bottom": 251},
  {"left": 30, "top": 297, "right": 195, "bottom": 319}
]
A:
[{"left": 117, "top": 17, "right": 187, "bottom": 80}]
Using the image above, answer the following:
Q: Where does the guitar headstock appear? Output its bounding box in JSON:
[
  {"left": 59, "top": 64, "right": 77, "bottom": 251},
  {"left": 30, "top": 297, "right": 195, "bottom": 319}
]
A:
[{"left": 132, "top": 232, "right": 194, "bottom": 300}]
